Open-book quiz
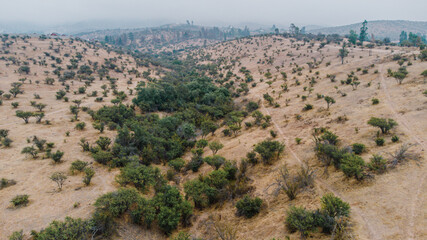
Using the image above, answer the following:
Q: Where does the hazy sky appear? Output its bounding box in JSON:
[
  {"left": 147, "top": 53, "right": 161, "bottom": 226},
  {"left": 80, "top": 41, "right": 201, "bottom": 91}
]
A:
[{"left": 0, "top": 0, "right": 426, "bottom": 27}]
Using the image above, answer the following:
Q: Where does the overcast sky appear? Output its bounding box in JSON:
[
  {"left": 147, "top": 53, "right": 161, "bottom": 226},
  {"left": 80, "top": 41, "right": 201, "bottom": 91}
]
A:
[{"left": 0, "top": 0, "right": 426, "bottom": 27}]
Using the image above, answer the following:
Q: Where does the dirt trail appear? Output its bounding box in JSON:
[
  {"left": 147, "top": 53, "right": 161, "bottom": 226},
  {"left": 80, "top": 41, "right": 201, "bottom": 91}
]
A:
[
  {"left": 259, "top": 98, "right": 380, "bottom": 240},
  {"left": 379, "top": 66, "right": 426, "bottom": 240}
]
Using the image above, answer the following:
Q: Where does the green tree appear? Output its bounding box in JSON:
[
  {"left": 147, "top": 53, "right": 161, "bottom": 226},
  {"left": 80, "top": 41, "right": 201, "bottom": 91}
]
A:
[
  {"left": 359, "top": 20, "right": 368, "bottom": 44},
  {"left": 324, "top": 96, "right": 335, "bottom": 109},
  {"left": 50, "top": 172, "right": 67, "bottom": 191},
  {"left": 348, "top": 30, "right": 358, "bottom": 45},
  {"left": 208, "top": 141, "right": 224, "bottom": 155},
  {"left": 338, "top": 42, "right": 349, "bottom": 64},
  {"left": 16, "top": 110, "right": 33, "bottom": 123},
  {"left": 368, "top": 117, "right": 397, "bottom": 134},
  {"left": 235, "top": 195, "right": 262, "bottom": 218}
]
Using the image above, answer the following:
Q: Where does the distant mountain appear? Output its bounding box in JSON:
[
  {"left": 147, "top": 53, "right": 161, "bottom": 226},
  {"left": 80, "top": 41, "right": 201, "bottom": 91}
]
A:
[{"left": 308, "top": 20, "right": 427, "bottom": 41}]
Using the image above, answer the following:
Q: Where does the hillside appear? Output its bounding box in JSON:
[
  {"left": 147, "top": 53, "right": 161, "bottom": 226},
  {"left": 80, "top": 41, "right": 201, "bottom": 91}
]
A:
[
  {"left": 1, "top": 33, "right": 427, "bottom": 240},
  {"left": 308, "top": 20, "right": 427, "bottom": 41}
]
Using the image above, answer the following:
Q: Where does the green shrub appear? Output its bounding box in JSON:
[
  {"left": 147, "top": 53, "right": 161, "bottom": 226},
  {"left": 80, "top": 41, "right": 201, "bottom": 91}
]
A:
[
  {"left": 8, "top": 230, "right": 24, "bottom": 240},
  {"left": 83, "top": 168, "right": 95, "bottom": 186},
  {"left": 375, "top": 138, "right": 385, "bottom": 146},
  {"left": 11, "top": 194, "right": 29, "bottom": 207},
  {"left": 236, "top": 195, "right": 262, "bottom": 218},
  {"left": 352, "top": 143, "right": 365, "bottom": 155},
  {"left": 340, "top": 153, "right": 366, "bottom": 180},
  {"left": 70, "top": 160, "right": 88, "bottom": 174},
  {"left": 168, "top": 158, "right": 186, "bottom": 172},
  {"left": 391, "top": 135, "right": 399, "bottom": 143},
  {"left": 92, "top": 150, "right": 113, "bottom": 165},
  {"left": 320, "top": 193, "right": 350, "bottom": 218},
  {"left": 254, "top": 140, "right": 285, "bottom": 164},
  {"left": 51, "top": 150, "right": 64, "bottom": 163},
  {"left": 204, "top": 155, "right": 225, "bottom": 170},
  {"left": 34, "top": 217, "right": 90, "bottom": 240},
  {"left": 371, "top": 98, "right": 379, "bottom": 105},
  {"left": 75, "top": 122, "right": 86, "bottom": 130},
  {"left": 368, "top": 154, "right": 387, "bottom": 173},
  {"left": 116, "top": 162, "right": 163, "bottom": 192},
  {"left": 285, "top": 206, "right": 317, "bottom": 238}
]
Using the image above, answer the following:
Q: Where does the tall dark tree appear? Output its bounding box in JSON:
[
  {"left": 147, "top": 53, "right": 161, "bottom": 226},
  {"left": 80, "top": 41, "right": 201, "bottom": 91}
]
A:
[{"left": 359, "top": 20, "right": 368, "bottom": 45}]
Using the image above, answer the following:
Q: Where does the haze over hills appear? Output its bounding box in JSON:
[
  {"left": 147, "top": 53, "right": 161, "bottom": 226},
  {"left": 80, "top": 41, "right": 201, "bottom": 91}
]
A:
[{"left": 308, "top": 20, "right": 427, "bottom": 41}]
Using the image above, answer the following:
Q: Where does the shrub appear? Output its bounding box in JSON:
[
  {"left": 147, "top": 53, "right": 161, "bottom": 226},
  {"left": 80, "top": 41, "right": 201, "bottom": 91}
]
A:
[
  {"left": 168, "top": 158, "right": 186, "bottom": 172},
  {"left": 92, "top": 150, "right": 113, "bottom": 165},
  {"left": 320, "top": 193, "right": 350, "bottom": 218},
  {"left": 70, "top": 160, "right": 88, "bottom": 174},
  {"left": 204, "top": 155, "right": 226, "bottom": 170},
  {"left": 285, "top": 206, "right": 317, "bottom": 238},
  {"left": 303, "top": 104, "right": 313, "bottom": 111},
  {"left": 83, "top": 168, "right": 95, "bottom": 186},
  {"left": 75, "top": 122, "right": 86, "bottom": 130},
  {"left": 236, "top": 195, "right": 262, "bottom": 218},
  {"left": 11, "top": 194, "right": 29, "bottom": 207},
  {"left": 368, "top": 117, "right": 397, "bottom": 134},
  {"left": 8, "top": 230, "right": 24, "bottom": 240},
  {"left": 295, "top": 138, "right": 302, "bottom": 144},
  {"left": 340, "top": 153, "right": 366, "bottom": 180},
  {"left": 320, "top": 131, "right": 339, "bottom": 145},
  {"left": 2, "top": 137, "right": 13, "bottom": 147},
  {"left": 375, "top": 138, "right": 385, "bottom": 146},
  {"left": 352, "top": 143, "right": 366, "bottom": 155},
  {"left": 254, "top": 140, "right": 285, "bottom": 164},
  {"left": 51, "top": 150, "right": 64, "bottom": 163},
  {"left": 371, "top": 98, "right": 379, "bottom": 105},
  {"left": 34, "top": 217, "right": 90, "bottom": 239},
  {"left": 368, "top": 154, "right": 387, "bottom": 173},
  {"left": 391, "top": 135, "right": 399, "bottom": 142},
  {"left": 116, "top": 162, "right": 163, "bottom": 192}
]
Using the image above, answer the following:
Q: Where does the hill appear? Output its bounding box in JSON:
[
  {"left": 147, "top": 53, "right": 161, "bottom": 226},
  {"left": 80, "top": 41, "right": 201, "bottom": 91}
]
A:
[{"left": 308, "top": 20, "right": 427, "bottom": 41}]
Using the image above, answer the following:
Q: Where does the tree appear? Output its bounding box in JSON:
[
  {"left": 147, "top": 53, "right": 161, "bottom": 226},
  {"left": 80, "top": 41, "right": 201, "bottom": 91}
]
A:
[
  {"left": 96, "top": 136, "right": 111, "bottom": 150},
  {"left": 201, "top": 120, "right": 218, "bottom": 138},
  {"left": 368, "top": 117, "right": 397, "bottom": 134},
  {"left": 421, "top": 70, "right": 427, "bottom": 83},
  {"left": 18, "top": 66, "right": 30, "bottom": 74},
  {"left": 21, "top": 146, "right": 38, "bottom": 158},
  {"left": 324, "top": 96, "right": 335, "bottom": 109},
  {"left": 70, "top": 105, "right": 79, "bottom": 119},
  {"left": 338, "top": 42, "right": 348, "bottom": 64},
  {"left": 16, "top": 110, "right": 33, "bottom": 123},
  {"left": 50, "top": 172, "right": 67, "bottom": 191},
  {"left": 51, "top": 150, "right": 64, "bottom": 163},
  {"left": 204, "top": 155, "right": 226, "bottom": 170},
  {"left": 392, "top": 67, "right": 408, "bottom": 84},
  {"left": 399, "top": 31, "right": 408, "bottom": 44},
  {"left": 208, "top": 141, "right": 224, "bottom": 155},
  {"left": 254, "top": 140, "right": 285, "bottom": 164},
  {"left": 359, "top": 20, "right": 368, "bottom": 44},
  {"left": 286, "top": 206, "right": 317, "bottom": 239},
  {"left": 33, "top": 217, "right": 90, "bottom": 239},
  {"left": 348, "top": 30, "right": 357, "bottom": 45}
]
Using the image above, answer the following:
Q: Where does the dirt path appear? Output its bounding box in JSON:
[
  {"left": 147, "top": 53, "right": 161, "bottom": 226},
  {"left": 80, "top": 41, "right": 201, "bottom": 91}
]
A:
[
  {"left": 379, "top": 66, "right": 426, "bottom": 240},
  {"left": 259, "top": 98, "right": 380, "bottom": 240}
]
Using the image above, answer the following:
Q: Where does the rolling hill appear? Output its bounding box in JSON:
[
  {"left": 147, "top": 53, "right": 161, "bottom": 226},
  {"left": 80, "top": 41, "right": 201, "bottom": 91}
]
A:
[{"left": 308, "top": 20, "right": 427, "bottom": 41}]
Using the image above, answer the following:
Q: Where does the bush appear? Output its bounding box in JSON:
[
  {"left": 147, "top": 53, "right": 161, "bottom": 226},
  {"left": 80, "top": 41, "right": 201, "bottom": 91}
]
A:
[
  {"left": 254, "top": 140, "right": 285, "bottom": 164},
  {"left": 8, "top": 230, "right": 24, "bottom": 240},
  {"left": 51, "top": 150, "right": 64, "bottom": 163},
  {"left": 116, "top": 162, "right": 163, "bottom": 192},
  {"left": 303, "top": 104, "right": 313, "bottom": 111},
  {"left": 391, "top": 135, "right": 399, "bottom": 142},
  {"left": 371, "top": 98, "right": 379, "bottom": 105},
  {"left": 368, "top": 154, "right": 387, "bottom": 173},
  {"left": 83, "top": 168, "right": 95, "bottom": 186},
  {"left": 70, "top": 160, "right": 88, "bottom": 174},
  {"left": 75, "top": 122, "right": 86, "bottom": 130},
  {"left": 33, "top": 217, "right": 90, "bottom": 240},
  {"left": 92, "top": 150, "right": 113, "bottom": 165},
  {"left": 340, "top": 153, "right": 366, "bottom": 180},
  {"left": 204, "top": 155, "right": 226, "bottom": 170},
  {"left": 320, "top": 193, "right": 350, "bottom": 218},
  {"left": 168, "top": 158, "right": 186, "bottom": 172},
  {"left": 375, "top": 138, "right": 385, "bottom": 146},
  {"left": 11, "top": 194, "right": 29, "bottom": 207},
  {"left": 235, "top": 195, "right": 262, "bottom": 218},
  {"left": 352, "top": 143, "right": 366, "bottom": 155},
  {"left": 285, "top": 206, "right": 317, "bottom": 238}
]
